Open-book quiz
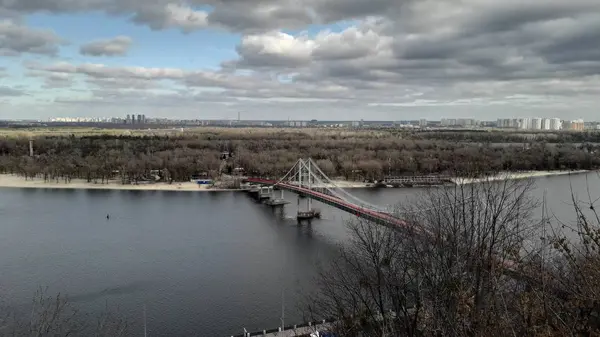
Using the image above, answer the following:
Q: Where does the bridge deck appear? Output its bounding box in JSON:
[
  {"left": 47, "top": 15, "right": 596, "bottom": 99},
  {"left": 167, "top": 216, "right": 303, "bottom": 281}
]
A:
[{"left": 247, "top": 178, "right": 409, "bottom": 229}]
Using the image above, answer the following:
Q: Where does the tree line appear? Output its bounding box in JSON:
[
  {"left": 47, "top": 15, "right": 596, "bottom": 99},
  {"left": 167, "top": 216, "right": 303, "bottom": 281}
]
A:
[{"left": 0, "top": 129, "right": 599, "bottom": 184}]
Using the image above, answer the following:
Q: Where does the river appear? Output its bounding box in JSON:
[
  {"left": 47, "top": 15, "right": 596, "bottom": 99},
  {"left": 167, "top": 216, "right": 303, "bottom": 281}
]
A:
[{"left": 1, "top": 172, "right": 599, "bottom": 336}]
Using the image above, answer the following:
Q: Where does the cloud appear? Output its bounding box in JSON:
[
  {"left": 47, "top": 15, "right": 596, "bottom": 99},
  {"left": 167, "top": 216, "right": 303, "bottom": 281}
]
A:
[
  {"left": 207, "top": 1, "right": 313, "bottom": 32},
  {"left": 232, "top": 32, "right": 315, "bottom": 68},
  {"left": 0, "top": 86, "right": 26, "bottom": 96},
  {"left": 27, "top": 70, "right": 73, "bottom": 88},
  {"left": 80, "top": 35, "right": 132, "bottom": 56},
  {"left": 26, "top": 62, "right": 187, "bottom": 80},
  {"left": 228, "top": 22, "right": 391, "bottom": 69},
  {"left": 5, "top": 0, "right": 600, "bottom": 120},
  {"left": 0, "top": 19, "right": 62, "bottom": 55},
  {"left": 131, "top": 4, "right": 208, "bottom": 32}
]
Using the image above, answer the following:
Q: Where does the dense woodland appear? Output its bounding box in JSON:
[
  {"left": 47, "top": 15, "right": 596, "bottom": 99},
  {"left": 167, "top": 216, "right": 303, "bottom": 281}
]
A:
[{"left": 1, "top": 128, "right": 599, "bottom": 184}]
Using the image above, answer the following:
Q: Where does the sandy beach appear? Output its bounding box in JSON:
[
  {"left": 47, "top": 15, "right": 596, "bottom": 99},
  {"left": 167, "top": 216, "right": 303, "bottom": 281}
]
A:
[
  {"left": 0, "top": 170, "right": 592, "bottom": 191},
  {"left": 0, "top": 175, "right": 235, "bottom": 192}
]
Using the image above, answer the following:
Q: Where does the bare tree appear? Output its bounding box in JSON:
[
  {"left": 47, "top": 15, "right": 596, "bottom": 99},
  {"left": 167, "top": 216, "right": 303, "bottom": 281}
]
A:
[
  {"left": 533, "top": 174, "right": 600, "bottom": 336},
  {"left": 305, "top": 176, "right": 541, "bottom": 336},
  {"left": 0, "top": 288, "right": 128, "bottom": 337}
]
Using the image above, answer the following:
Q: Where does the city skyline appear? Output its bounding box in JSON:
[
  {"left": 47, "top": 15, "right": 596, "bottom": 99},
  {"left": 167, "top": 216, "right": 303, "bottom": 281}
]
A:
[
  {"left": 32, "top": 115, "right": 588, "bottom": 123},
  {"left": 0, "top": 1, "right": 599, "bottom": 120}
]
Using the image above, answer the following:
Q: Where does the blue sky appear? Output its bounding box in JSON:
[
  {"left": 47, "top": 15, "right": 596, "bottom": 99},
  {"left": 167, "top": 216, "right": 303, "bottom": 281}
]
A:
[
  {"left": 0, "top": 0, "right": 598, "bottom": 121},
  {"left": 25, "top": 12, "right": 240, "bottom": 70}
]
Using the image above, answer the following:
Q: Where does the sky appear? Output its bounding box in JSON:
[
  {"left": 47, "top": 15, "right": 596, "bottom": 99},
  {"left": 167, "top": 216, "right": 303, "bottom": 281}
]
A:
[{"left": 0, "top": 0, "right": 599, "bottom": 121}]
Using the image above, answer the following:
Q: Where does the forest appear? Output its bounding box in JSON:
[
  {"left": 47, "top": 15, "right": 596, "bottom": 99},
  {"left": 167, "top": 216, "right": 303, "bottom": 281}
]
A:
[{"left": 0, "top": 128, "right": 599, "bottom": 184}]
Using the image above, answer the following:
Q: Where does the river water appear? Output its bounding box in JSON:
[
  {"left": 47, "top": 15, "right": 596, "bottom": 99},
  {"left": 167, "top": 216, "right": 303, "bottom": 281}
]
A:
[{"left": 1, "top": 172, "right": 599, "bottom": 336}]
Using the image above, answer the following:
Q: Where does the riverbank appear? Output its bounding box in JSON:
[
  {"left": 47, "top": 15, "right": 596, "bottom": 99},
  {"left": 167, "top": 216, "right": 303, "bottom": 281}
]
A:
[
  {"left": 452, "top": 170, "right": 592, "bottom": 185},
  {"left": 0, "top": 175, "right": 235, "bottom": 192},
  {"left": 0, "top": 170, "right": 593, "bottom": 191}
]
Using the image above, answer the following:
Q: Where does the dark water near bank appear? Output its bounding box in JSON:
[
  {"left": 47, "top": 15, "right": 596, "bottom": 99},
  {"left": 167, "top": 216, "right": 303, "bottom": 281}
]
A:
[{"left": 1, "top": 172, "right": 599, "bottom": 336}]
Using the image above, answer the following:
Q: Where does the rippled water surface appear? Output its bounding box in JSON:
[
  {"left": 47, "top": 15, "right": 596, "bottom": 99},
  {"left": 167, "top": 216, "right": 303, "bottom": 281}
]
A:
[{"left": 0, "top": 172, "right": 598, "bottom": 336}]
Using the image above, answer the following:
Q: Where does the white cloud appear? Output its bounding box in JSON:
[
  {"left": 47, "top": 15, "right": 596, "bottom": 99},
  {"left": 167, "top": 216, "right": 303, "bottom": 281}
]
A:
[
  {"left": 0, "top": 19, "right": 62, "bottom": 56},
  {"left": 3, "top": 0, "right": 600, "bottom": 120},
  {"left": 233, "top": 32, "right": 315, "bottom": 67},
  {"left": 80, "top": 35, "right": 132, "bottom": 56},
  {"left": 131, "top": 4, "right": 208, "bottom": 32}
]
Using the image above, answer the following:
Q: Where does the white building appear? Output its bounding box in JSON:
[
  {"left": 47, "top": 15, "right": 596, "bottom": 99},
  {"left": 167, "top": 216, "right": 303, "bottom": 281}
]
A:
[
  {"left": 287, "top": 121, "right": 307, "bottom": 127},
  {"left": 542, "top": 118, "right": 551, "bottom": 130},
  {"left": 531, "top": 118, "right": 542, "bottom": 130},
  {"left": 550, "top": 118, "right": 561, "bottom": 130},
  {"left": 441, "top": 118, "right": 456, "bottom": 126},
  {"left": 519, "top": 118, "right": 531, "bottom": 129},
  {"left": 456, "top": 119, "right": 478, "bottom": 127}
]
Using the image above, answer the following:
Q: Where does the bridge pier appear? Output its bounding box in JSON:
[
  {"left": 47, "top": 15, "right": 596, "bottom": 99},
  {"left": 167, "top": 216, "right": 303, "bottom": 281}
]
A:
[
  {"left": 265, "top": 188, "right": 290, "bottom": 206},
  {"left": 297, "top": 195, "right": 320, "bottom": 223}
]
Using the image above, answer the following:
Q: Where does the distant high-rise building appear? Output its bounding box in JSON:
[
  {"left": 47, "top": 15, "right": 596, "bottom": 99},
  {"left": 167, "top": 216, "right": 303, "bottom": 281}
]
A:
[
  {"left": 531, "top": 118, "right": 542, "bottom": 130},
  {"left": 497, "top": 118, "right": 514, "bottom": 128},
  {"left": 441, "top": 118, "right": 454, "bottom": 126},
  {"left": 137, "top": 114, "right": 142, "bottom": 124},
  {"left": 519, "top": 118, "right": 530, "bottom": 129},
  {"left": 542, "top": 118, "right": 551, "bottom": 130},
  {"left": 126, "top": 114, "right": 131, "bottom": 124},
  {"left": 569, "top": 119, "right": 584, "bottom": 131},
  {"left": 419, "top": 119, "right": 427, "bottom": 127},
  {"left": 550, "top": 118, "right": 561, "bottom": 130}
]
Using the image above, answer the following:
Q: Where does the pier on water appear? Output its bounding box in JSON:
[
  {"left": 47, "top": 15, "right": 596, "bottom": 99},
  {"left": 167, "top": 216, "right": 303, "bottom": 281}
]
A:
[
  {"left": 232, "top": 319, "right": 333, "bottom": 337},
  {"left": 382, "top": 175, "right": 452, "bottom": 186},
  {"left": 246, "top": 159, "right": 323, "bottom": 222},
  {"left": 264, "top": 188, "right": 291, "bottom": 206}
]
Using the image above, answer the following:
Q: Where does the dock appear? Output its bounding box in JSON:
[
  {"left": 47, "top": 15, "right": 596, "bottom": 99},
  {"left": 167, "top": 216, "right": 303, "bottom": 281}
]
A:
[
  {"left": 382, "top": 175, "right": 452, "bottom": 187},
  {"left": 232, "top": 319, "right": 333, "bottom": 337}
]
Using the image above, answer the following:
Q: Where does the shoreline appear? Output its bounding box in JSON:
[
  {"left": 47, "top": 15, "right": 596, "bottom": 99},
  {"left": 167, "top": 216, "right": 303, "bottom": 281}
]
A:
[
  {"left": 451, "top": 169, "right": 591, "bottom": 185},
  {"left": 0, "top": 175, "right": 236, "bottom": 192},
  {"left": 0, "top": 170, "right": 594, "bottom": 192}
]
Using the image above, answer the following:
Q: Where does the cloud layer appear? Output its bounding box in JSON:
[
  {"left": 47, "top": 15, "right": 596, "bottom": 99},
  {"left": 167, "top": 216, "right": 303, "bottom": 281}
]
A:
[{"left": 2, "top": 0, "right": 600, "bottom": 119}]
